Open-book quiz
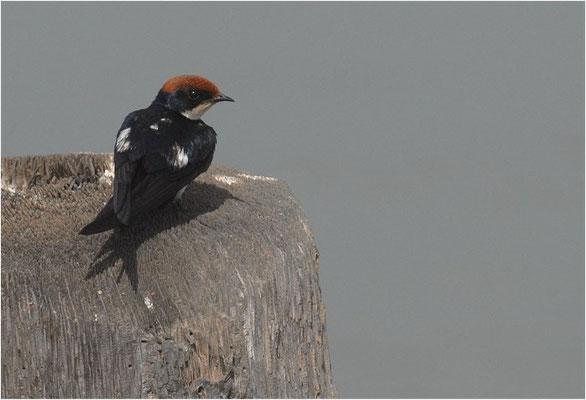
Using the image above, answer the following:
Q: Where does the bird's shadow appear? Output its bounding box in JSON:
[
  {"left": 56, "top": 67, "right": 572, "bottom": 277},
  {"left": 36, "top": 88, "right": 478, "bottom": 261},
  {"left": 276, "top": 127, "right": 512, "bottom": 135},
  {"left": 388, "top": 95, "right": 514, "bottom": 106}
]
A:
[{"left": 85, "top": 182, "right": 238, "bottom": 292}]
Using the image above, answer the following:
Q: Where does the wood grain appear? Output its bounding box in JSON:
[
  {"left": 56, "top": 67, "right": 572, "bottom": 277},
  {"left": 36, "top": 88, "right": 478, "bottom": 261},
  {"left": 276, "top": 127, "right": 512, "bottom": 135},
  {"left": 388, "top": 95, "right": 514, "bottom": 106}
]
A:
[{"left": 1, "top": 153, "right": 336, "bottom": 398}]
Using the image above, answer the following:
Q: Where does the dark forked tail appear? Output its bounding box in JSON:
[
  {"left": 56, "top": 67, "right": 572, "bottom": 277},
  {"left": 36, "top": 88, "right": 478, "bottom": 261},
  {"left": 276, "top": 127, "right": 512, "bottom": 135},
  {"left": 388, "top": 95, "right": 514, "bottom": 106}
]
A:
[{"left": 79, "top": 198, "right": 122, "bottom": 235}]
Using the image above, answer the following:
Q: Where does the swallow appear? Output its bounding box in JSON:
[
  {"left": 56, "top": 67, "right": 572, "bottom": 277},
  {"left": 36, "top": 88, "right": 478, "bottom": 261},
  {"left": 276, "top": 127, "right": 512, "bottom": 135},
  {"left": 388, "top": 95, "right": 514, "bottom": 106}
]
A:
[{"left": 79, "top": 75, "right": 234, "bottom": 235}]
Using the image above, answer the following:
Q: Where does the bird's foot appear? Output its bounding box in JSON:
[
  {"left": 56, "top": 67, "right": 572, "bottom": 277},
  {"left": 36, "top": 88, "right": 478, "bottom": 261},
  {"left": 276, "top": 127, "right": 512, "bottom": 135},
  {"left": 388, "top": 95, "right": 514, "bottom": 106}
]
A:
[{"left": 172, "top": 198, "right": 184, "bottom": 212}]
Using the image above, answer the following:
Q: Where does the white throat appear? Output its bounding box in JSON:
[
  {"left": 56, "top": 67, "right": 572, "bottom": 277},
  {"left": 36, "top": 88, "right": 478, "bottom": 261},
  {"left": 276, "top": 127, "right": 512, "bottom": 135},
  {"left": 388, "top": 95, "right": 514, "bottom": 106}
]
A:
[{"left": 182, "top": 102, "right": 214, "bottom": 120}]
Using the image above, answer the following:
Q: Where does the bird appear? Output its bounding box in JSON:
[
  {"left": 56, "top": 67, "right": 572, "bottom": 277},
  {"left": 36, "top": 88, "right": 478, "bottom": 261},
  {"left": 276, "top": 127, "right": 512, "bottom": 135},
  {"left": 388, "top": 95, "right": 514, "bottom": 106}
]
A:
[{"left": 79, "top": 75, "right": 234, "bottom": 235}]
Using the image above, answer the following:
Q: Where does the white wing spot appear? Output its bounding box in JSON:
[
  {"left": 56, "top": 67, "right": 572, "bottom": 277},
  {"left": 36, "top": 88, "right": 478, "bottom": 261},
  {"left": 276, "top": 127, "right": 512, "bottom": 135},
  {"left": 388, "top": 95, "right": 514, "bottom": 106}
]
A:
[
  {"left": 116, "top": 128, "right": 131, "bottom": 152},
  {"left": 171, "top": 143, "right": 188, "bottom": 168},
  {"left": 150, "top": 123, "right": 158, "bottom": 130}
]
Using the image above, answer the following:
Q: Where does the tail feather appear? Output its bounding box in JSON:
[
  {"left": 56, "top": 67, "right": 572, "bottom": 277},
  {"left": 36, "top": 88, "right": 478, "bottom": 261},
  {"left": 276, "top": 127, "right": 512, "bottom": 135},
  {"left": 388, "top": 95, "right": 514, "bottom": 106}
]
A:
[{"left": 79, "top": 199, "right": 122, "bottom": 235}]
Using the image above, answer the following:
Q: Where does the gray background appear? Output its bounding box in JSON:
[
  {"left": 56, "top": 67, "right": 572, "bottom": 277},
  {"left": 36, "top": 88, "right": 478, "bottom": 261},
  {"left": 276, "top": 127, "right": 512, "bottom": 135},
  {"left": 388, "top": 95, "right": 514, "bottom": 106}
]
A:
[{"left": 2, "top": 2, "right": 584, "bottom": 397}]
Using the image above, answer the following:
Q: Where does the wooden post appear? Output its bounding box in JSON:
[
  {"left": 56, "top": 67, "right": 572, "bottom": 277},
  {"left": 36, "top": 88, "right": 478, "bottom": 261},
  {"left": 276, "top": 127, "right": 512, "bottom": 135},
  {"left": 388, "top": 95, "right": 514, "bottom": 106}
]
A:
[{"left": 1, "top": 154, "right": 336, "bottom": 398}]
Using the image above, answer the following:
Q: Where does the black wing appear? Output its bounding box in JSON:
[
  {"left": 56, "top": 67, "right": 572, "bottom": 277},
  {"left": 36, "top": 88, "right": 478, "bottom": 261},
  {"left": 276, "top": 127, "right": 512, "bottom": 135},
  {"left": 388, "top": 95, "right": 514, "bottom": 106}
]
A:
[
  {"left": 112, "top": 110, "right": 216, "bottom": 225},
  {"left": 112, "top": 114, "right": 147, "bottom": 224}
]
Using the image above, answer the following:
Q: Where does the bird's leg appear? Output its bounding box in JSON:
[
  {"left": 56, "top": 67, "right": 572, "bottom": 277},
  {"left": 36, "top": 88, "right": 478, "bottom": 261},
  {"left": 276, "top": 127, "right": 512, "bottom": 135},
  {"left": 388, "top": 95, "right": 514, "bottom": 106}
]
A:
[
  {"left": 172, "top": 197, "right": 184, "bottom": 211},
  {"left": 172, "top": 185, "right": 187, "bottom": 211}
]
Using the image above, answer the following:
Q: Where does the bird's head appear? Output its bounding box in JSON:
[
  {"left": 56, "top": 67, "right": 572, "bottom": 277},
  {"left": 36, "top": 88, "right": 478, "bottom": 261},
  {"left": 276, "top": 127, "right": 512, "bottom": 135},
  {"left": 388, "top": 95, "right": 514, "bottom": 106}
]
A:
[{"left": 153, "top": 75, "right": 234, "bottom": 120}]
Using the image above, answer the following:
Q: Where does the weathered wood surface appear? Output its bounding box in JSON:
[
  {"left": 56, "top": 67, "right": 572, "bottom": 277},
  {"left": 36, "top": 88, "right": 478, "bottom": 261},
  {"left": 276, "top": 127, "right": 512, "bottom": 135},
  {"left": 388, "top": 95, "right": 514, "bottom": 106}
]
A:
[{"left": 1, "top": 153, "right": 336, "bottom": 398}]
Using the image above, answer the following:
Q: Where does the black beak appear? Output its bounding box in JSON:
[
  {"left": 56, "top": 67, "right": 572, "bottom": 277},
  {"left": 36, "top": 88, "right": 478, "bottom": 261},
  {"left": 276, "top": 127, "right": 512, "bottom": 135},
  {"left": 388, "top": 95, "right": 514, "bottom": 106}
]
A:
[{"left": 214, "top": 93, "right": 235, "bottom": 103}]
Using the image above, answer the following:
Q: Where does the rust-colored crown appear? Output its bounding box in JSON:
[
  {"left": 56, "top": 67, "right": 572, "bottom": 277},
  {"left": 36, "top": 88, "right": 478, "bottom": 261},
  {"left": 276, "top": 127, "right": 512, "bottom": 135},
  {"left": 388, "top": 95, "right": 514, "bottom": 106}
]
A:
[{"left": 161, "top": 75, "right": 220, "bottom": 96}]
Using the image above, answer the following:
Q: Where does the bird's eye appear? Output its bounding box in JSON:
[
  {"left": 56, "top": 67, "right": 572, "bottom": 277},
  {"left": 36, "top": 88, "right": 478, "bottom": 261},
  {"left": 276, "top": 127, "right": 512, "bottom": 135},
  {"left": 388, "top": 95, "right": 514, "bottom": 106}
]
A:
[{"left": 188, "top": 90, "right": 198, "bottom": 100}]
